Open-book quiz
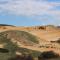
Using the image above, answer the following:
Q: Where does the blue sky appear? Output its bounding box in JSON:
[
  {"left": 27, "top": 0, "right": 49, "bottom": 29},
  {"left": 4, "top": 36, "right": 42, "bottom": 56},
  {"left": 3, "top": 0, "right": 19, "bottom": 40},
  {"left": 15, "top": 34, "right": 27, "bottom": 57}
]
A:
[{"left": 0, "top": 0, "right": 60, "bottom": 26}]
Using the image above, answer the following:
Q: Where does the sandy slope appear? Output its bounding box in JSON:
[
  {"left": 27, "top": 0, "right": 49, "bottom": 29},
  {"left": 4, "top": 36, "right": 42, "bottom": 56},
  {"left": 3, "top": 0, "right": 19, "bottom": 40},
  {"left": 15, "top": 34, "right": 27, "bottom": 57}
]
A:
[
  {"left": 29, "top": 30, "right": 60, "bottom": 41},
  {"left": 0, "top": 25, "right": 60, "bottom": 54}
]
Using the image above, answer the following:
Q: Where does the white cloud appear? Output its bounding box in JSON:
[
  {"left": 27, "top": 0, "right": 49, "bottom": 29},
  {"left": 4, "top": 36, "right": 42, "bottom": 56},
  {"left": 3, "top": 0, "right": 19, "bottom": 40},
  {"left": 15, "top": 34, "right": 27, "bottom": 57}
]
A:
[{"left": 0, "top": 0, "right": 59, "bottom": 16}]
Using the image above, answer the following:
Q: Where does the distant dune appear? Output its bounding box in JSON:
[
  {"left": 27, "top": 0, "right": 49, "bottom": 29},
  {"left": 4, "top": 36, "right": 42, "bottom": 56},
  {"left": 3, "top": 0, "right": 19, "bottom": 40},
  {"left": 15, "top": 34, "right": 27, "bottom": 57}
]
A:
[{"left": 0, "top": 24, "right": 15, "bottom": 27}]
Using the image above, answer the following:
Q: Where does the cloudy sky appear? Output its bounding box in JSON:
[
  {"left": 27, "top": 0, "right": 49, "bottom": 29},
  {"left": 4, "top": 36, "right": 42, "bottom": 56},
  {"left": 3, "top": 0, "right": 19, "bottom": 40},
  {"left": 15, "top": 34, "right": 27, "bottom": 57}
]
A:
[{"left": 0, "top": 0, "right": 60, "bottom": 26}]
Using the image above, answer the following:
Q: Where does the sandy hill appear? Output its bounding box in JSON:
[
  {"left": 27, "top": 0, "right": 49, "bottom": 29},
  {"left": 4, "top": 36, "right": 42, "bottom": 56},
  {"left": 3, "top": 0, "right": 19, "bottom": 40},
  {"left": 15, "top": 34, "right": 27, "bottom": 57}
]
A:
[{"left": 0, "top": 24, "right": 60, "bottom": 60}]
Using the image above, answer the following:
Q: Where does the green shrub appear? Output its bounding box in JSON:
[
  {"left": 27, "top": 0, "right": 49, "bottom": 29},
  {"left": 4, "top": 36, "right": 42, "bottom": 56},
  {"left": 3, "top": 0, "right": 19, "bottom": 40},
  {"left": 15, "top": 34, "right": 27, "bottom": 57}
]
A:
[{"left": 38, "top": 51, "right": 60, "bottom": 59}]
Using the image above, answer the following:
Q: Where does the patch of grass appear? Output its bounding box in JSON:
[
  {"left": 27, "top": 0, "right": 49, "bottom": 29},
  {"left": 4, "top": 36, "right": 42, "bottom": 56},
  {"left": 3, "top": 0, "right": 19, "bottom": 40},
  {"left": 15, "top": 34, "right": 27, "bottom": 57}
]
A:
[
  {"left": 17, "top": 47, "right": 41, "bottom": 57},
  {"left": 0, "top": 53, "right": 10, "bottom": 60},
  {"left": 0, "top": 30, "right": 39, "bottom": 44},
  {"left": 0, "top": 33, "right": 17, "bottom": 60}
]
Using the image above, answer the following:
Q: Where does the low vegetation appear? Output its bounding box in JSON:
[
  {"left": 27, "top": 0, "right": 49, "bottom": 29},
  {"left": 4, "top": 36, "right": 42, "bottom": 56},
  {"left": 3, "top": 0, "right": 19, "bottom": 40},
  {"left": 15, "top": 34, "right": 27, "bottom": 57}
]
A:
[
  {"left": 51, "top": 38, "right": 60, "bottom": 44},
  {"left": 8, "top": 54, "right": 34, "bottom": 60},
  {"left": 0, "top": 30, "right": 39, "bottom": 44},
  {"left": 38, "top": 51, "right": 60, "bottom": 60},
  {"left": 56, "top": 38, "right": 60, "bottom": 44},
  {"left": 17, "top": 47, "right": 41, "bottom": 57},
  {"left": 0, "top": 31, "right": 40, "bottom": 60}
]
